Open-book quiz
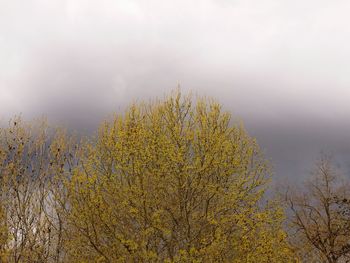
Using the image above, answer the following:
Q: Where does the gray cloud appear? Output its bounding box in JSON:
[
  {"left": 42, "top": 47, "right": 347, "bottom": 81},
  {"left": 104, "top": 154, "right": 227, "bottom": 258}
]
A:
[{"left": 1, "top": 0, "right": 350, "bottom": 179}]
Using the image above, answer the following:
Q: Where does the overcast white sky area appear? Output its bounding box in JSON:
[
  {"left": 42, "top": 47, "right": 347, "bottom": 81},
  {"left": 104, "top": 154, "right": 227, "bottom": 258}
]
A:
[{"left": 1, "top": 0, "right": 350, "bottom": 181}]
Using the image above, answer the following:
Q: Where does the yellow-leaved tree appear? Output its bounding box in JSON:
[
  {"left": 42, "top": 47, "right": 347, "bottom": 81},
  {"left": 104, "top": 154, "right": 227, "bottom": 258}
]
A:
[
  {"left": 0, "top": 117, "right": 81, "bottom": 262},
  {"left": 65, "top": 92, "right": 296, "bottom": 262}
]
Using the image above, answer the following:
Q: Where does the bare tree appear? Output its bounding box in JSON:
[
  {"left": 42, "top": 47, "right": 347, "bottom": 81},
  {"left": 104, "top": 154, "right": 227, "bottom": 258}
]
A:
[{"left": 287, "top": 156, "right": 350, "bottom": 263}]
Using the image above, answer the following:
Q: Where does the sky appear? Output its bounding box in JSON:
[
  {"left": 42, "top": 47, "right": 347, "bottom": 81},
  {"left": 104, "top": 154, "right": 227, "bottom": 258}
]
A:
[{"left": 1, "top": 0, "right": 350, "bottom": 181}]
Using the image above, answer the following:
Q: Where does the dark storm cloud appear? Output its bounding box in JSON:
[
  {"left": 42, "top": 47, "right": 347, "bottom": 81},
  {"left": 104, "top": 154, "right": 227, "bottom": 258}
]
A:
[{"left": 1, "top": 0, "right": 350, "bottom": 179}]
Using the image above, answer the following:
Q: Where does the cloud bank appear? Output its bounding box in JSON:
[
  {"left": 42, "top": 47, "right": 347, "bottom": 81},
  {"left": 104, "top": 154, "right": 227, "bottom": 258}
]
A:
[{"left": 1, "top": 0, "right": 350, "bottom": 179}]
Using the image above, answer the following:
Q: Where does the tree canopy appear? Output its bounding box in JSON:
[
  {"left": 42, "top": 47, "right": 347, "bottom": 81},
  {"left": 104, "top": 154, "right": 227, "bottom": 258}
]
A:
[{"left": 0, "top": 92, "right": 296, "bottom": 262}]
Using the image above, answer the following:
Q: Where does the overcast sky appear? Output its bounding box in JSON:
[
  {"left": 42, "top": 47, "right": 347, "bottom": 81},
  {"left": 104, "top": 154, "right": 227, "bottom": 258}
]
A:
[{"left": 1, "top": 0, "right": 350, "bottom": 181}]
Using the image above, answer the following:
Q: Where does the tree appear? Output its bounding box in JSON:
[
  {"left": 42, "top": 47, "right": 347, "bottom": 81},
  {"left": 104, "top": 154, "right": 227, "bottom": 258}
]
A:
[
  {"left": 0, "top": 117, "right": 81, "bottom": 262},
  {"left": 65, "top": 92, "right": 295, "bottom": 262},
  {"left": 287, "top": 156, "right": 350, "bottom": 263}
]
